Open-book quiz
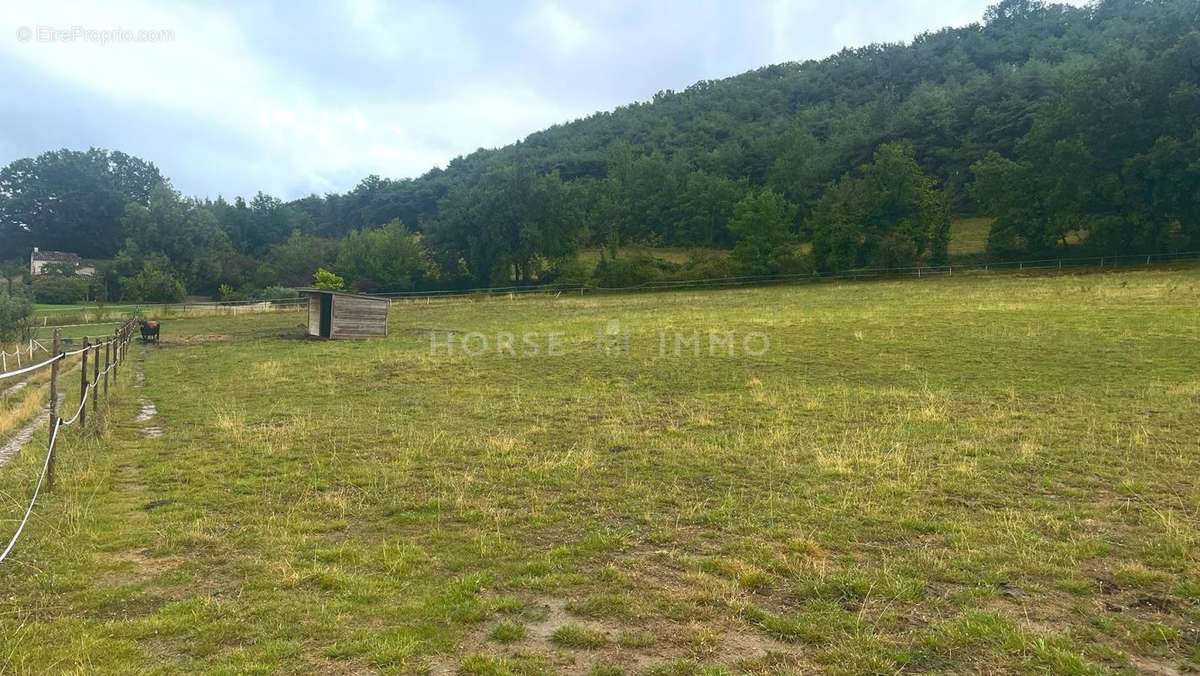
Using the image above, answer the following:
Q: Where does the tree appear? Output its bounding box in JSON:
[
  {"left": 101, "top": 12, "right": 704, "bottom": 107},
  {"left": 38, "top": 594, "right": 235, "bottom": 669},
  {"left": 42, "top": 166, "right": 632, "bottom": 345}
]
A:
[
  {"left": 428, "top": 164, "right": 578, "bottom": 285},
  {"left": 0, "top": 289, "right": 33, "bottom": 343},
  {"left": 333, "top": 220, "right": 429, "bottom": 292},
  {"left": 728, "top": 189, "right": 798, "bottom": 275},
  {"left": 312, "top": 268, "right": 345, "bottom": 291},
  {"left": 678, "top": 171, "right": 746, "bottom": 246},
  {"left": 118, "top": 183, "right": 232, "bottom": 295},
  {"left": 119, "top": 261, "right": 185, "bottom": 303},
  {"left": 0, "top": 148, "right": 162, "bottom": 258},
  {"left": 971, "top": 151, "right": 1060, "bottom": 255},
  {"left": 0, "top": 259, "right": 26, "bottom": 294},
  {"left": 811, "top": 143, "right": 949, "bottom": 271},
  {"left": 267, "top": 231, "right": 338, "bottom": 287}
]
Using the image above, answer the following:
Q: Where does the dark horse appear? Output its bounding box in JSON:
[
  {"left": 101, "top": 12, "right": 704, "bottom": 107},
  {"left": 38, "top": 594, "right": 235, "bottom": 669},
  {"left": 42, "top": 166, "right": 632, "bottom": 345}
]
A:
[{"left": 140, "top": 320, "right": 161, "bottom": 343}]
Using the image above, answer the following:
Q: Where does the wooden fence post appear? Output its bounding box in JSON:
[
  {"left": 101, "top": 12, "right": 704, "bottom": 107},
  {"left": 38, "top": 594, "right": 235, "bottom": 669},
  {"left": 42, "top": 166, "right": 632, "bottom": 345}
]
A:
[
  {"left": 80, "top": 337, "right": 89, "bottom": 428},
  {"left": 92, "top": 340, "right": 100, "bottom": 419},
  {"left": 104, "top": 337, "right": 111, "bottom": 400},
  {"left": 47, "top": 329, "right": 61, "bottom": 490}
]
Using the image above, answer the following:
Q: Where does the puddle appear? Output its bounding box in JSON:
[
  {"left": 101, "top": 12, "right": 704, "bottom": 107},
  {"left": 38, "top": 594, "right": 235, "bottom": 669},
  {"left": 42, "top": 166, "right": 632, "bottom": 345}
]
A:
[
  {"left": 135, "top": 399, "right": 163, "bottom": 438},
  {"left": 135, "top": 399, "right": 158, "bottom": 422},
  {"left": 0, "top": 393, "right": 61, "bottom": 467}
]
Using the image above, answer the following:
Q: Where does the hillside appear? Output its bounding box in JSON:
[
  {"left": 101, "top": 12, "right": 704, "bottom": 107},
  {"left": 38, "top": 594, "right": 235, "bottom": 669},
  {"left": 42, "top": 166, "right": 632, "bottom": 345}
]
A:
[
  {"left": 1, "top": 0, "right": 1197, "bottom": 299},
  {"left": 292, "top": 0, "right": 1200, "bottom": 256}
]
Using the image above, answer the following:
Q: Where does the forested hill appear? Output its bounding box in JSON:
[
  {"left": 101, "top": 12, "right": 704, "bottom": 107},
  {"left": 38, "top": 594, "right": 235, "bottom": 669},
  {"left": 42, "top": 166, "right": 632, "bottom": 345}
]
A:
[
  {"left": 1, "top": 0, "right": 1197, "bottom": 302},
  {"left": 293, "top": 0, "right": 1199, "bottom": 254}
]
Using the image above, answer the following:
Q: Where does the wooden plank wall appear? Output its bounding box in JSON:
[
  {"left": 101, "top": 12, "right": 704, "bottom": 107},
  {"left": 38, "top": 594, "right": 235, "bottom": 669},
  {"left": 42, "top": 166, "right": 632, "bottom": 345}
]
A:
[
  {"left": 307, "top": 295, "right": 322, "bottom": 336},
  {"left": 330, "top": 295, "right": 389, "bottom": 339}
]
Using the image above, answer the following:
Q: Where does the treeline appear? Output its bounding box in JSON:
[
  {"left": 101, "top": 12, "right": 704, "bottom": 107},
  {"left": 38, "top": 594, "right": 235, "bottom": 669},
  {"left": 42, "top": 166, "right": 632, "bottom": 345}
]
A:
[{"left": 1, "top": 0, "right": 1197, "bottom": 303}]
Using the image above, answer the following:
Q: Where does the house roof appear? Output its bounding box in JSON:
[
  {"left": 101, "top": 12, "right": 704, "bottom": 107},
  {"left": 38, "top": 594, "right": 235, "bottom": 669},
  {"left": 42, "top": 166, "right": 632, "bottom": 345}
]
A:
[
  {"left": 295, "top": 288, "right": 389, "bottom": 302},
  {"left": 31, "top": 250, "right": 82, "bottom": 263}
]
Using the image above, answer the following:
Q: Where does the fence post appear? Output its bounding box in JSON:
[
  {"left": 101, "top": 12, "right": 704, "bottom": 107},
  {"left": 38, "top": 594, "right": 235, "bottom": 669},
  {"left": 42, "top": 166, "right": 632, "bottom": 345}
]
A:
[
  {"left": 91, "top": 340, "right": 100, "bottom": 419},
  {"left": 113, "top": 326, "right": 120, "bottom": 381},
  {"left": 47, "top": 329, "right": 61, "bottom": 491},
  {"left": 104, "top": 337, "right": 111, "bottom": 401},
  {"left": 80, "top": 337, "right": 89, "bottom": 428}
]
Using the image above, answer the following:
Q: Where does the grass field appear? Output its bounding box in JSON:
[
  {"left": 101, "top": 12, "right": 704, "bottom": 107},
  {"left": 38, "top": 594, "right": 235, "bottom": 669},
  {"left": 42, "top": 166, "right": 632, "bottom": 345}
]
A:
[
  {"left": 947, "top": 217, "right": 992, "bottom": 257},
  {"left": 2, "top": 268, "right": 1199, "bottom": 673}
]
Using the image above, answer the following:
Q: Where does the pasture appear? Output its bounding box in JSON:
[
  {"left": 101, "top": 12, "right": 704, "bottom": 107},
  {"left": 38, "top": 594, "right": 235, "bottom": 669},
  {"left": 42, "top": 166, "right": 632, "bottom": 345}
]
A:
[{"left": 1, "top": 268, "right": 1198, "bottom": 674}]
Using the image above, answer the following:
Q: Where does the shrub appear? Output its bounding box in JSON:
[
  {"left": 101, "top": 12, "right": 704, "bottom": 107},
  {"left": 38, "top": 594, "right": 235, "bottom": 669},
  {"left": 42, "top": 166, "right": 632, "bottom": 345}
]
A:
[
  {"left": 253, "top": 286, "right": 299, "bottom": 301},
  {"left": 542, "top": 256, "right": 593, "bottom": 288},
  {"left": 0, "top": 289, "right": 34, "bottom": 342},
  {"left": 676, "top": 251, "right": 738, "bottom": 281},
  {"left": 120, "top": 262, "right": 186, "bottom": 303},
  {"left": 312, "top": 267, "right": 345, "bottom": 291},
  {"left": 592, "top": 254, "right": 674, "bottom": 288},
  {"left": 217, "top": 284, "right": 247, "bottom": 302},
  {"left": 31, "top": 275, "right": 90, "bottom": 304}
]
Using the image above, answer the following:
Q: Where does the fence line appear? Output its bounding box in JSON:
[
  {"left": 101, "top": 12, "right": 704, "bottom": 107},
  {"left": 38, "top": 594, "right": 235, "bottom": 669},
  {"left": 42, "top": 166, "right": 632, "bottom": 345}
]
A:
[
  {"left": 0, "top": 340, "right": 50, "bottom": 373},
  {"left": 0, "top": 318, "right": 140, "bottom": 565},
  {"left": 369, "top": 249, "right": 1200, "bottom": 305}
]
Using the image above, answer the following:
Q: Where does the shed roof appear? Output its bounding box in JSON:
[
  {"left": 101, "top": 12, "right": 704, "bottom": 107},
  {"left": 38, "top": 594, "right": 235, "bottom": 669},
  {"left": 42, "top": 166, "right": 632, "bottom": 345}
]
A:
[
  {"left": 32, "top": 250, "right": 83, "bottom": 263},
  {"left": 296, "top": 288, "right": 389, "bottom": 302}
]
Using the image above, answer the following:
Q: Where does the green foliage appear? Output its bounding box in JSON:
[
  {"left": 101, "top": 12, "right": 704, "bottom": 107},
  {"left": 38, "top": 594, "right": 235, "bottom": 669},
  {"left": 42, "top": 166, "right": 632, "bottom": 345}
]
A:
[
  {"left": 3, "top": 0, "right": 1197, "bottom": 291},
  {"left": 0, "top": 259, "right": 27, "bottom": 294},
  {"left": 0, "top": 148, "right": 162, "bottom": 259},
  {"left": 253, "top": 286, "right": 300, "bottom": 301},
  {"left": 0, "top": 288, "right": 33, "bottom": 342},
  {"left": 810, "top": 143, "right": 950, "bottom": 271},
  {"left": 592, "top": 254, "right": 670, "bottom": 288},
  {"left": 728, "top": 189, "right": 798, "bottom": 275},
  {"left": 31, "top": 275, "right": 90, "bottom": 304},
  {"left": 117, "top": 183, "right": 232, "bottom": 295},
  {"left": 543, "top": 256, "right": 593, "bottom": 287},
  {"left": 312, "top": 267, "right": 345, "bottom": 291},
  {"left": 333, "top": 220, "right": 429, "bottom": 292},
  {"left": 429, "top": 165, "right": 578, "bottom": 285},
  {"left": 119, "top": 261, "right": 186, "bottom": 303},
  {"left": 678, "top": 171, "right": 746, "bottom": 246},
  {"left": 679, "top": 250, "right": 738, "bottom": 280},
  {"left": 217, "top": 284, "right": 247, "bottom": 302},
  {"left": 266, "top": 231, "right": 337, "bottom": 288}
]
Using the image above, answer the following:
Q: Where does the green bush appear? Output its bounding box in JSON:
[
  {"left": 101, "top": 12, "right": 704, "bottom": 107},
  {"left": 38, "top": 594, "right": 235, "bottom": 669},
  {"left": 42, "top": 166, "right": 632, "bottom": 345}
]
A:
[
  {"left": 542, "top": 256, "right": 593, "bottom": 287},
  {"left": 217, "top": 284, "right": 247, "bottom": 302},
  {"left": 592, "top": 254, "right": 675, "bottom": 288},
  {"left": 0, "top": 289, "right": 34, "bottom": 342},
  {"left": 31, "top": 275, "right": 90, "bottom": 304},
  {"left": 312, "top": 267, "right": 345, "bottom": 291},
  {"left": 675, "top": 251, "right": 738, "bottom": 280},
  {"left": 120, "top": 262, "right": 186, "bottom": 303},
  {"left": 253, "top": 286, "right": 299, "bottom": 301}
]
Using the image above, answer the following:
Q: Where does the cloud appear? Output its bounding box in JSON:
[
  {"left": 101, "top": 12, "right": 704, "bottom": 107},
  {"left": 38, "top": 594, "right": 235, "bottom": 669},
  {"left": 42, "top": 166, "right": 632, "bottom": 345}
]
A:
[{"left": 0, "top": 0, "right": 1089, "bottom": 201}]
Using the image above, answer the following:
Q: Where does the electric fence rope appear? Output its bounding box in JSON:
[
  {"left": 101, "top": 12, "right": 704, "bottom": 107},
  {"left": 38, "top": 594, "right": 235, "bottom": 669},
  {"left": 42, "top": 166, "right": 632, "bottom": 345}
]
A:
[{"left": 0, "top": 318, "right": 139, "bottom": 564}]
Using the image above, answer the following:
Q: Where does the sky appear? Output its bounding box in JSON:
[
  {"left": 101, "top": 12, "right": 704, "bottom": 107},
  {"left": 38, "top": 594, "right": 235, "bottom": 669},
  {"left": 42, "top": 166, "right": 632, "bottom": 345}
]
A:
[{"left": 0, "top": 0, "right": 1082, "bottom": 201}]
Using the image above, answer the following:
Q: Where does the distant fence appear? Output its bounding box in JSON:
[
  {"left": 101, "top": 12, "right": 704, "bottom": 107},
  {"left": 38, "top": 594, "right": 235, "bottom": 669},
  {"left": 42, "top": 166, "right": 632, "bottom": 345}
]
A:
[
  {"left": 0, "top": 319, "right": 140, "bottom": 564},
  {"left": 374, "top": 250, "right": 1200, "bottom": 305},
  {"left": 1, "top": 339, "right": 51, "bottom": 373},
  {"left": 32, "top": 297, "right": 305, "bottom": 327}
]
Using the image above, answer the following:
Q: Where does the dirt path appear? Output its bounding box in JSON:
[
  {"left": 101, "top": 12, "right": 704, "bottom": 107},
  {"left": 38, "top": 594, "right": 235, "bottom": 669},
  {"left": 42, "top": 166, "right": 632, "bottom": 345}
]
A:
[
  {"left": 0, "top": 361, "right": 80, "bottom": 467},
  {"left": 133, "top": 348, "right": 161, "bottom": 439}
]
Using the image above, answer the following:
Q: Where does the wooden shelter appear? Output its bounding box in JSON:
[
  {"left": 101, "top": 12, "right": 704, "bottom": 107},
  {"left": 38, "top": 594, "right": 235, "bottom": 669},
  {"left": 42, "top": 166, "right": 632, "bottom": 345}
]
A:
[{"left": 298, "top": 289, "right": 389, "bottom": 340}]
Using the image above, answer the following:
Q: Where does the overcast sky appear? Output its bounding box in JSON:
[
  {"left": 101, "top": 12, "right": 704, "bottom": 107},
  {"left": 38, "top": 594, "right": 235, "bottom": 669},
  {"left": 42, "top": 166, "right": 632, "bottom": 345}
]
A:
[{"left": 0, "top": 0, "right": 1082, "bottom": 201}]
